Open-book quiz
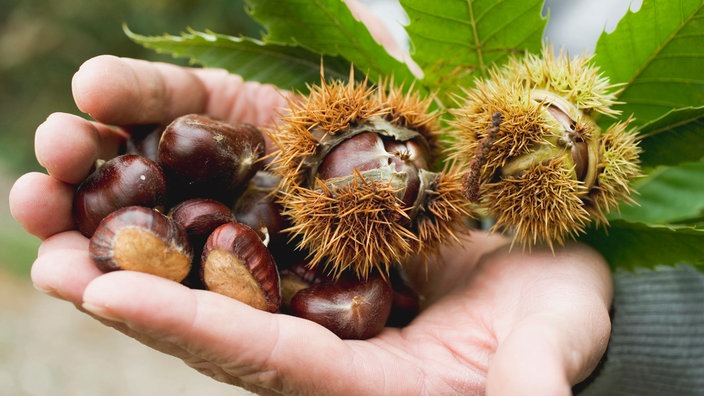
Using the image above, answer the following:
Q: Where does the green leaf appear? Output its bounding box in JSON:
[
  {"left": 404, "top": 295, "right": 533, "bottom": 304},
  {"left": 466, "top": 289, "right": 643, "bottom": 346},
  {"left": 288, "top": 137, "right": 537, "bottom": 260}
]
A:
[
  {"left": 245, "top": 0, "right": 415, "bottom": 84},
  {"left": 580, "top": 220, "right": 704, "bottom": 272},
  {"left": 594, "top": 0, "right": 704, "bottom": 127},
  {"left": 615, "top": 159, "right": 704, "bottom": 224},
  {"left": 124, "top": 27, "right": 352, "bottom": 92},
  {"left": 401, "top": 0, "right": 546, "bottom": 104},
  {"left": 637, "top": 106, "right": 704, "bottom": 168}
]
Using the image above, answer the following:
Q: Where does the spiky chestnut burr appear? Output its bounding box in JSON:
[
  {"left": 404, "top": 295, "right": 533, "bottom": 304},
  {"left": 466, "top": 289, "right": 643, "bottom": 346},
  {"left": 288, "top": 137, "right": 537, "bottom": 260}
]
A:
[
  {"left": 268, "top": 73, "right": 470, "bottom": 279},
  {"left": 449, "top": 46, "right": 641, "bottom": 249}
]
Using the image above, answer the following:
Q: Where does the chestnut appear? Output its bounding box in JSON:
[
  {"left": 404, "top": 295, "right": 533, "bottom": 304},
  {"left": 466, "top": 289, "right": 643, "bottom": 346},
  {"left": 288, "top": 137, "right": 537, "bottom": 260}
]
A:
[
  {"left": 316, "top": 132, "right": 427, "bottom": 208},
  {"left": 169, "top": 198, "right": 237, "bottom": 288},
  {"left": 231, "top": 171, "right": 288, "bottom": 241},
  {"left": 230, "top": 171, "right": 303, "bottom": 265},
  {"left": 201, "top": 222, "right": 281, "bottom": 312},
  {"left": 123, "top": 124, "right": 165, "bottom": 162},
  {"left": 89, "top": 206, "right": 192, "bottom": 282},
  {"left": 386, "top": 267, "right": 421, "bottom": 328},
  {"left": 73, "top": 154, "right": 168, "bottom": 237},
  {"left": 289, "top": 273, "right": 393, "bottom": 340},
  {"left": 170, "top": 198, "right": 237, "bottom": 241},
  {"left": 158, "top": 114, "right": 266, "bottom": 204},
  {"left": 279, "top": 259, "right": 331, "bottom": 308}
]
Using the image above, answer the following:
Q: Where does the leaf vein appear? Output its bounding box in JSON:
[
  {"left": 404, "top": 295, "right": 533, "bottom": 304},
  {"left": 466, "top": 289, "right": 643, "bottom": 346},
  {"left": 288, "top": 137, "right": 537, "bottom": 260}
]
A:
[{"left": 621, "top": 2, "right": 704, "bottom": 95}]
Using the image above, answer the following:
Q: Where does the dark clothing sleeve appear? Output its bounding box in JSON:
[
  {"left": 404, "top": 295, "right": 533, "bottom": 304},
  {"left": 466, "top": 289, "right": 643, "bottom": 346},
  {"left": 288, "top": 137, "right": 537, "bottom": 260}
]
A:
[{"left": 578, "top": 265, "right": 704, "bottom": 395}]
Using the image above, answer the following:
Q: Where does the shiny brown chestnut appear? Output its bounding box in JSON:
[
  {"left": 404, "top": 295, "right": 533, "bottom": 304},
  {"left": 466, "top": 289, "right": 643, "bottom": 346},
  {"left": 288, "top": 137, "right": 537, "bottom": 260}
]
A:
[
  {"left": 169, "top": 198, "right": 236, "bottom": 288},
  {"left": 386, "top": 267, "right": 421, "bottom": 328},
  {"left": 289, "top": 273, "right": 393, "bottom": 340},
  {"left": 170, "top": 198, "right": 237, "bottom": 241},
  {"left": 231, "top": 171, "right": 301, "bottom": 264},
  {"left": 73, "top": 154, "right": 168, "bottom": 237},
  {"left": 123, "top": 124, "right": 165, "bottom": 162},
  {"left": 201, "top": 222, "right": 281, "bottom": 312},
  {"left": 279, "top": 259, "right": 331, "bottom": 309},
  {"left": 316, "top": 132, "right": 428, "bottom": 208},
  {"left": 231, "top": 171, "right": 288, "bottom": 240},
  {"left": 89, "top": 206, "right": 192, "bottom": 282},
  {"left": 158, "top": 114, "right": 266, "bottom": 204}
]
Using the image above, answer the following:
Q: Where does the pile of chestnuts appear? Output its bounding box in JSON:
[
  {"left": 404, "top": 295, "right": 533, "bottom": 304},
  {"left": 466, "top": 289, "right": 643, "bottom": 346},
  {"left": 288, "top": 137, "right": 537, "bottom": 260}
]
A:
[{"left": 74, "top": 113, "right": 420, "bottom": 339}]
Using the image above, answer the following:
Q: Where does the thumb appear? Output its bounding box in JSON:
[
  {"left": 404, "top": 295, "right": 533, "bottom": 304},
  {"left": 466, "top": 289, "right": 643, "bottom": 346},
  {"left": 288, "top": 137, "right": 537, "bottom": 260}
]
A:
[
  {"left": 487, "top": 319, "right": 572, "bottom": 396},
  {"left": 79, "top": 271, "right": 412, "bottom": 395},
  {"left": 486, "top": 314, "right": 610, "bottom": 396}
]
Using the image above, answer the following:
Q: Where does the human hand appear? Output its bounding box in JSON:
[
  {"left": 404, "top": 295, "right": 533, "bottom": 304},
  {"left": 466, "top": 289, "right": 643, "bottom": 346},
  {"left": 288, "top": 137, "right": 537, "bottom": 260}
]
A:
[{"left": 10, "top": 56, "right": 612, "bottom": 395}]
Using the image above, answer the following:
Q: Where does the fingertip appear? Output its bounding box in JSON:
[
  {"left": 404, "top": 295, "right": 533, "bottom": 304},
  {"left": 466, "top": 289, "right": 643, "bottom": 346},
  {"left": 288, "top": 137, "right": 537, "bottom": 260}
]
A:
[
  {"left": 35, "top": 113, "right": 101, "bottom": 183},
  {"left": 9, "top": 172, "right": 75, "bottom": 239},
  {"left": 487, "top": 322, "right": 573, "bottom": 396},
  {"left": 82, "top": 271, "right": 195, "bottom": 326},
  {"left": 72, "top": 55, "right": 131, "bottom": 123},
  {"left": 31, "top": 248, "right": 103, "bottom": 304},
  {"left": 73, "top": 55, "right": 207, "bottom": 125},
  {"left": 37, "top": 231, "right": 89, "bottom": 256}
]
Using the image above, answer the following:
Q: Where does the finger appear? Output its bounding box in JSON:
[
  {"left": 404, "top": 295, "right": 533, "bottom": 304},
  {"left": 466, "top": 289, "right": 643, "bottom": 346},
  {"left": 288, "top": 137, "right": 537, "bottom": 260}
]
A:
[
  {"left": 84, "top": 312, "right": 279, "bottom": 396},
  {"left": 80, "top": 271, "right": 422, "bottom": 394},
  {"left": 484, "top": 245, "right": 612, "bottom": 394},
  {"left": 487, "top": 319, "right": 574, "bottom": 396},
  {"left": 31, "top": 246, "right": 103, "bottom": 303},
  {"left": 81, "top": 272, "right": 344, "bottom": 392},
  {"left": 72, "top": 55, "right": 208, "bottom": 126},
  {"left": 37, "top": 231, "right": 89, "bottom": 256},
  {"left": 35, "top": 113, "right": 125, "bottom": 184},
  {"left": 192, "top": 68, "right": 288, "bottom": 127},
  {"left": 9, "top": 172, "right": 75, "bottom": 239},
  {"left": 73, "top": 56, "right": 287, "bottom": 128}
]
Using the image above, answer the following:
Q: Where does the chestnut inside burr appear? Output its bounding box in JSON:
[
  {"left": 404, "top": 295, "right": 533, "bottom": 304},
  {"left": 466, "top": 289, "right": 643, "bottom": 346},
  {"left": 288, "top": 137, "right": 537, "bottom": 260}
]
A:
[
  {"left": 316, "top": 131, "right": 428, "bottom": 208},
  {"left": 544, "top": 104, "right": 590, "bottom": 181}
]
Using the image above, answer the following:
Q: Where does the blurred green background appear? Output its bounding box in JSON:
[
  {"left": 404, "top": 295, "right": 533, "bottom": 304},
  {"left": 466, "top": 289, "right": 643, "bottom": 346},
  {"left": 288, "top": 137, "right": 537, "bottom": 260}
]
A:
[{"left": 0, "top": 0, "right": 260, "bottom": 275}]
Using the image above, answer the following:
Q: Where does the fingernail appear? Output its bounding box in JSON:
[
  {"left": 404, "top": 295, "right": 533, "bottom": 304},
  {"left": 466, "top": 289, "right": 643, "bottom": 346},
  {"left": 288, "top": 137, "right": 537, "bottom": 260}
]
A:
[
  {"left": 33, "top": 284, "right": 61, "bottom": 299},
  {"left": 82, "top": 302, "right": 124, "bottom": 323}
]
